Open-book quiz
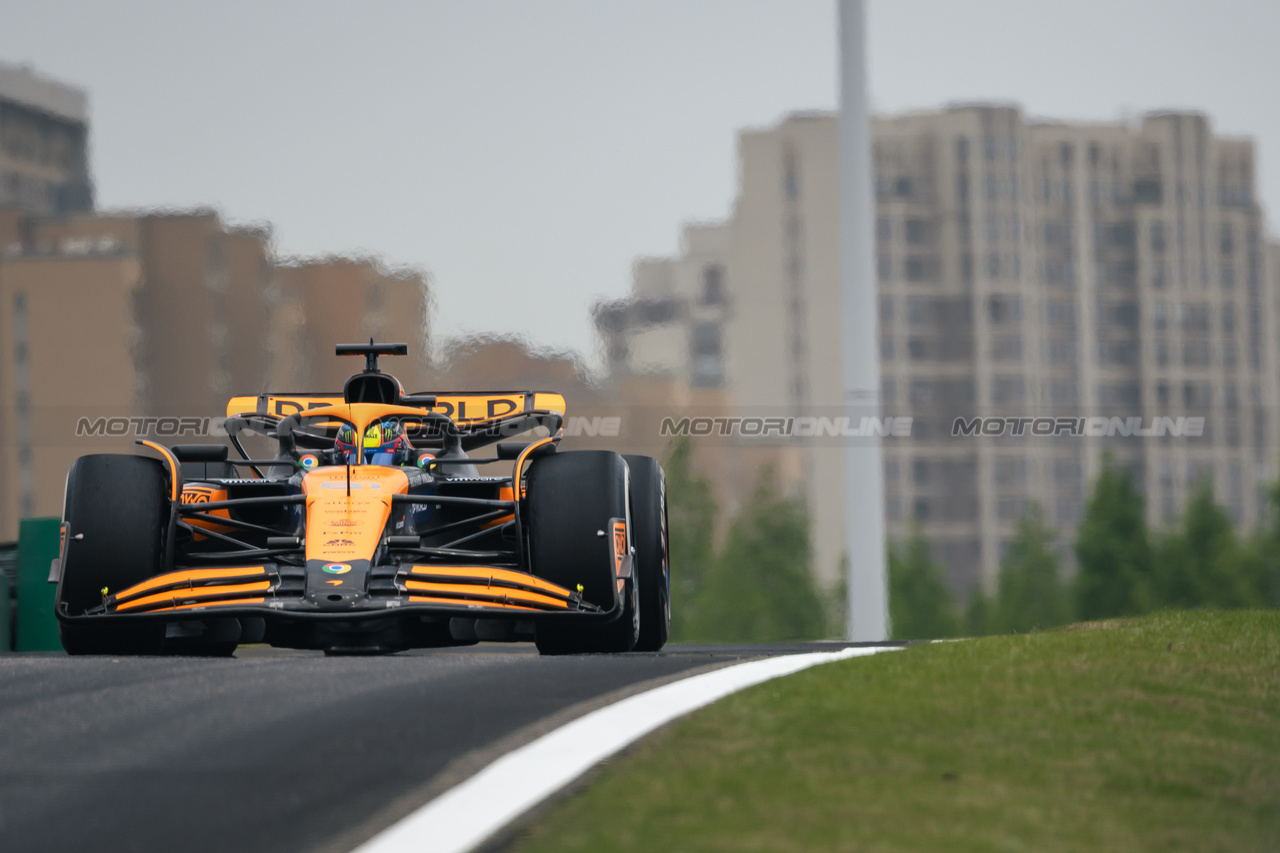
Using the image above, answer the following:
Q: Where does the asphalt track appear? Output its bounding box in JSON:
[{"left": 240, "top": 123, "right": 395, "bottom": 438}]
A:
[{"left": 0, "top": 642, "right": 877, "bottom": 853}]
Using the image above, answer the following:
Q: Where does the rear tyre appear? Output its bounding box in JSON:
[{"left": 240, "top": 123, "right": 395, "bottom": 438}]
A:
[
  {"left": 625, "top": 455, "right": 670, "bottom": 652},
  {"left": 57, "top": 455, "right": 169, "bottom": 655},
  {"left": 528, "top": 451, "right": 638, "bottom": 655}
]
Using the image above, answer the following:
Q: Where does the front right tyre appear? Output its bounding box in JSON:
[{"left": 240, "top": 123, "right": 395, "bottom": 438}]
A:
[{"left": 57, "top": 454, "right": 169, "bottom": 655}]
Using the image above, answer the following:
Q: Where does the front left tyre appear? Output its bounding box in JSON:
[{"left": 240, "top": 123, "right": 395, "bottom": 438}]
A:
[
  {"left": 527, "top": 450, "right": 639, "bottom": 655},
  {"left": 624, "top": 455, "right": 670, "bottom": 652}
]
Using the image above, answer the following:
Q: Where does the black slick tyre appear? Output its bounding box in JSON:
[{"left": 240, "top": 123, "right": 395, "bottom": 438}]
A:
[
  {"left": 528, "top": 450, "right": 639, "bottom": 655},
  {"left": 624, "top": 455, "right": 670, "bottom": 652},
  {"left": 57, "top": 454, "right": 169, "bottom": 655}
]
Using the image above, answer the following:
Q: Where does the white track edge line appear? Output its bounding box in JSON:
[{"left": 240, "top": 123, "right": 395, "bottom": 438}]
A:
[{"left": 352, "top": 646, "right": 898, "bottom": 853}]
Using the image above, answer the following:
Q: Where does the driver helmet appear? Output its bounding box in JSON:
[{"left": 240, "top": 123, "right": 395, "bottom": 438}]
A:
[{"left": 335, "top": 418, "right": 409, "bottom": 464}]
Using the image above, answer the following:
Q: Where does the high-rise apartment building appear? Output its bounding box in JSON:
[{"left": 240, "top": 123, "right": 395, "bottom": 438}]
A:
[
  {"left": 0, "top": 61, "right": 92, "bottom": 215},
  {"left": 597, "top": 223, "right": 733, "bottom": 389},
  {"left": 600, "top": 105, "right": 1279, "bottom": 598}
]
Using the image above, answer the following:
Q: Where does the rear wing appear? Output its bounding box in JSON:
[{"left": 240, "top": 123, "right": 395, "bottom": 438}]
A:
[{"left": 227, "top": 392, "right": 567, "bottom": 425}]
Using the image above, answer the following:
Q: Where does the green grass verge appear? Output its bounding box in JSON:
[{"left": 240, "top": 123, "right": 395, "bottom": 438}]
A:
[{"left": 511, "top": 611, "right": 1280, "bottom": 852}]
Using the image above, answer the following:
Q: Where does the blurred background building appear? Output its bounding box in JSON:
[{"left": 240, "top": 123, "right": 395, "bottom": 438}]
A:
[
  {"left": 597, "top": 105, "right": 1280, "bottom": 601},
  {"left": 0, "top": 60, "right": 92, "bottom": 216}
]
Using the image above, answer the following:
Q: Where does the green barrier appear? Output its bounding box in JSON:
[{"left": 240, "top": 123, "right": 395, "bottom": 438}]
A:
[
  {"left": 0, "top": 569, "right": 10, "bottom": 652},
  {"left": 16, "top": 517, "right": 62, "bottom": 652}
]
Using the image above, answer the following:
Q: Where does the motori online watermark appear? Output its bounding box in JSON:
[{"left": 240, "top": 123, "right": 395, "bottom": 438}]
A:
[
  {"left": 951, "top": 416, "right": 1205, "bottom": 438},
  {"left": 76, "top": 417, "right": 213, "bottom": 438},
  {"left": 659, "top": 416, "right": 913, "bottom": 438}
]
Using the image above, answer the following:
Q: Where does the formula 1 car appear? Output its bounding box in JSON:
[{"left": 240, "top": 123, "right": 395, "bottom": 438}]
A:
[{"left": 51, "top": 342, "right": 670, "bottom": 656}]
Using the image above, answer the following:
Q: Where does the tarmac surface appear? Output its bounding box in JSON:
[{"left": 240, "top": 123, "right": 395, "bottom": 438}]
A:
[{"left": 0, "top": 642, "right": 881, "bottom": 853}]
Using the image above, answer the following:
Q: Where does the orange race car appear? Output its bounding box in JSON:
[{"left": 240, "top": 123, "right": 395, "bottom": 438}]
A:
[{"left": 50, "top": 342, "right": 669, "bottom": 656}]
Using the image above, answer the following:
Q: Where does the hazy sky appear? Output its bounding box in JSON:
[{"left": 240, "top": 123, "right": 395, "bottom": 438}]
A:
[{"left": 3, "top": 1, "right": 1278, "bottom": 364}]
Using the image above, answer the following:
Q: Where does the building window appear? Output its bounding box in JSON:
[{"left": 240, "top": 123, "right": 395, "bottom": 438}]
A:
[
  {"left": 880, "top": 295, "right": 894, "bottom": 322},
  {"left": 1052, "top": 458, "right": 1082, "bottom": 484},
  {"left": 701, "top": 264, "right": 725, "bottom": 305},
  {"left": 992, "top": 376, "right": 1026, "bottom": 404},
  {"left": 1045, "top": 300, "right": 1075, "bottom": 328},
  {"left": 1153, "top": 301, "right": 1167, "bottom": 330},
  {"left": 904, "top": 255, "right": 932, "bottom": 282},
  {"left": 906, "top": 296, "right": 926, "bottom": 325},
  {"left": 991, "top": 335, "right": 1022, "bottom": 361},
  {"left": 886, "top": 498, "right": 902, "bottom": 522},
  {"left": 905, "top": 218, "right": 930, "bottom": 245},
  {"left": 1097, "top": 382, "right": 1141, "bottom": 407},
  {"left": 1219, "top": 224, "right": 1235, "bottom": 254},
  {"left": 914, "top": 498, "right": 930, "bottom": 522},
  {"left": 1047, "top": 380, "right": 1078, "bottom": 405},
  {"left": 1045, "top": 339, "right": 1076, "bottom": 364},
  {"left": 995, "top": 457, "right": 1028, "bottom": 485},
  {"left": 987, "top": 295, "right": 1021, "bottom": 324},
  {"left": 690, "top": 322, "right": 722, "bottom": 388},
  {"left": 997, "top": 496, "right": 1028, "bottom": 520},
  {"left": 784, "top": 151, "right": 799, "bottom": 200}
]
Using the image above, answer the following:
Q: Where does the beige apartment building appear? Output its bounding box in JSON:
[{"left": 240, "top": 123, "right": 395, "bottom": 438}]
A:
[{"left": 599, "top": 105, "right": 1279, "bottom": 598}]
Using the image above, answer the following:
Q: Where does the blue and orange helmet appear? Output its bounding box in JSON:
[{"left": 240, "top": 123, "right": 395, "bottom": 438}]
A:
[{"left": 335, "top": 419, "right": 408, "bottom": 464}]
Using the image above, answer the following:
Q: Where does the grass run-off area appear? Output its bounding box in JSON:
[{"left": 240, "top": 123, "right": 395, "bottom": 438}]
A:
[{"left": 512, "top": 611, "right": 1279, "bottom": 853}]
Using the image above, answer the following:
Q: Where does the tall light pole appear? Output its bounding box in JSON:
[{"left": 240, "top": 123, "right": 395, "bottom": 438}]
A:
[{"left": 840, "top": 0, "right": 888, "bottom": 641}]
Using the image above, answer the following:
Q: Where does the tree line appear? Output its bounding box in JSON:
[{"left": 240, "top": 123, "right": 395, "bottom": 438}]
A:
[
  {"left": 663, "top": 437, "right": 834, "bottom": 642},
  {"left": 890, "top": 453, "right": 1280, "bottom": 639},
  {"left": 662, "top": 438, "right": 1280, "bottom": 643}
]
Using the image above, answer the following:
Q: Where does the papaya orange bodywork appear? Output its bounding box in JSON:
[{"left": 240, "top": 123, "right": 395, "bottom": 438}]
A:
[
  {"left": 302, "top": 466, "right": 408, "bottom": 562},
  {"left": 402, "top": 580, "right": 568, "bottom": 610},
  {"left": 115, "top": 581, "right": 272, "bottom": 612},
  {"left": 406, "top": 595, "right": 539, "bottom": 611},
  {"left": 112, "top": 566, "right": 268, "bottom": 601}
]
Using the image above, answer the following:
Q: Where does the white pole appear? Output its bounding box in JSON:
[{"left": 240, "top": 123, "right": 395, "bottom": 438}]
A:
[{"left": 839, "top": 0, "right": 888, "bottom": 641}]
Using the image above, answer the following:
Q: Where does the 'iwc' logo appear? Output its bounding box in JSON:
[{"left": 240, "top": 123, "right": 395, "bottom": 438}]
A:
[{"left": 322, "top": 563, "right": 352, "bottom": 575}]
